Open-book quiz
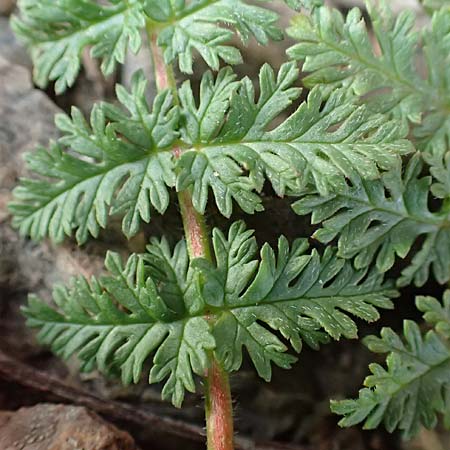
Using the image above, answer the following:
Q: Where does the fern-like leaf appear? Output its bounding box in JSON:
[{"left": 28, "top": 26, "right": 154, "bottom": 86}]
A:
[
  {"left": 287, "top": 4, "right": 422, "bottom": 119},
  {"left": 292, "top": 154, "right": 450, "bottom": 287},
  {"left": 421, "top": 0, "right": 450, "bottom": 14},
  {"left": 154, "top": 0, "right": 283, "bottom": 74},
  {"left": 283, "top": 0, "right": 323, "bottom": 11},
  {"left": 424, "top": 151, "right": 450, "bottom": 199},
  {"left": 416, "top": 290, "right": 450, "bottom": 339},
  {"left": 24, "top": 243, "right": 215, "bottom": 408},
  {"left": 287, "top": 3, "right": 450, "bottom": 155},
  {"left": 177, "top": 62, "right": 413, "bottom": 216},
  {"left": 11, "top": 64, "right": 413, "bottom": 242},
  {"left": 415, "top": 8, "right": 450, "bottom": 155},
  {"left": 193, "top": 222, "right": 397, "bottom": 380},
  {"left": 332, "top": 291, "right": 450, "bottom": 439},
  {"left": 9, "top": 71, "right": 178, "bottom": 243},
  {"left": 12, "top": 0, "right": 146, "bottom": 93},
  {"left": 12, "top": 0, "right": 285, "bottom": 93},
  {"left": 24, "top": 221, "right": 396, "bottom": 403}
]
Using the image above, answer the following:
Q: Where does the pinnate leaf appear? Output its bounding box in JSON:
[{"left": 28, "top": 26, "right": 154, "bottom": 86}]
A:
[
  {"left": 9, "top": 71, "right": 178, "bottom": 243},
  {"left": 178, "top": 62, "right": 413, "bottom": 216},
  {"left": 293, "top": 154, "right": 450, "bottom": 287},
  {"left": 197, "top": 222, "right": 396, "bottom": 380},
  {"left": 12, "top": 0, "right": 146, "bottom": 93},
  {"left": 332, "top": 291, "right": 450, "bottom": 439},
  {"left": 13, "top": 0, "right": 285, "bottom": 92},
  {"left": 287, "top": 2, "right": 450, "bottom": 156},
  {"left": 24, "top": 222, "right": 396, "bottom": 403},
  {"left": 10, "top": 64, "right": 413, "bottom": 243},
  {"left": 156, "top": 0, "right": 283, "bottom": 73}
]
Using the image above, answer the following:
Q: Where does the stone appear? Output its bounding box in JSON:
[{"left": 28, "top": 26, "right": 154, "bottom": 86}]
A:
[
  {"left": 0, "top": 57, "right": 108, "bottom": 361},
  {"left": 0, "top": 56, "right": 62, "bottom": 293},
  {"left": 0, "top": 0, "right": 15, "bottom": 16},
  {"left": 0, "top": 56, "right": 112, "bottom": 290},
  {"left": 0, "top": 56, "right": 59, "bottom": 192},
  {"left": 0, "top": 404, "right": 138, "bottom": 450},
  {"left": 121, "top": 45, "right": 156, "bottom": 104},
  {"left": 0, "top": 17, "right": 30, "bottom": 67}
]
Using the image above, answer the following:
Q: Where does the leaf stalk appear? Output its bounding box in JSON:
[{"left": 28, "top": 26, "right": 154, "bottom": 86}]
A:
[{"left": 147, "top": 23, "right": 234, "bottom": 450}]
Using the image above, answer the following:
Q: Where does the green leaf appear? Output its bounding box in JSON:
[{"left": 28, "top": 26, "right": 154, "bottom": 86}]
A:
[
  {"left": 12, "top": 0, "right": 146, "bottom": 93},
  {"left": 194, "top": 221, "right": 397, "bottom": 381},
  {"left": 421, "top": 0, "right": 450, "bottom": 14},
  {"left": 284, "top": 0, "right": 323, "bottom": 10},
  {"left": 24, "top": 221, "right": 396, "bottom": 400},
  {"left": 423, "top": 151, "right": 450, "bottom": 198},
  {"left": 416, "top": 290, "right": 450, "bottom": 339},
  {"left": 13, "top": 0, "right": 284, "bottom": 92},
  {"left": 287, "top": 3, "right": 450, "bottom": 151},
  {"left": 177, "top": 62, "right": 413, "bottom": 216},
  {"left": 9, "top": 71, "right": 179, "bottom": 243},
  {"left": 332, "top": 291, "right": 450, "bottom": 439},
  {"left": 10, "top": 64, "right": 412, "bottom": 243},
  {"left": 292, "top": 154, "right": 450, "bottom": 287},
  {"left": 398, "top": 226, "right": 450, "bottom": 287},
  {"left": 414, "top": 8, "right": 450, "bottom": 156},
  {"left": 23, "top": 243, "right": 215, "bottom": 408},
  {"left": 287, "top": 4, "right": 422, "bottom": 120},
  {"left": 156, "top": 0, "right": 283, "bottom": 74}
]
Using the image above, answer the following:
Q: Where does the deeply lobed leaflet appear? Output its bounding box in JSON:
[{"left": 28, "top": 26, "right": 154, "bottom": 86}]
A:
[
  {"left": 12, "top": 0, "right": 284, "bottom": 93},
  {"left": 331, "top": 290, "right": 450, "bottom": 439},
  {"left": 24, "top": 221, "right": 396, "bottom": 407},
  {"left": 9, "top": 63, "right": 412, "bottom": 244}
]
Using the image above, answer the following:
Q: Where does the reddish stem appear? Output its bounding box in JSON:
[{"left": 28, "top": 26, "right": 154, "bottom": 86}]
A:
[
  {"left": 205, "top": 358, "right": 234, "bottom": 450},
  {"left": 178, "top": 189, "right": 212, "bottom": 259},
  {"left": 150, "top": 33, "right": 170, "bottom": 92},
  {"left": 147, "top": 26, "right": 234, "bottom": 450}
]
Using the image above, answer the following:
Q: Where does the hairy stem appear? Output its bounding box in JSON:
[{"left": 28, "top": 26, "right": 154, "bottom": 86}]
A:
[
  {"left": 149, "top": 32, "right": 178, "bottom": 98},
  {"left": 147, "top": 26, "right": 234, "bottom": 450},
  {"left": 177, "top": 190, "right": 213, "bottom": 260},
  {"left": 205, "top": 358, "right": 234, "bottom": 450}
]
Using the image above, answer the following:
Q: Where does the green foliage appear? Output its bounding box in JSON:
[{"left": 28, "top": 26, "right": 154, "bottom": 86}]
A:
[
  {"left": 12, "top": 0, "right": 146, "bottom": 93},
  {"left": 24, "top": 241, "right": 215, "bottom": 408},
  {"left": 10, "top": 63, "right": 412, "bottom": 242},
  {"left": 417, "top": 290, "right": 450, "bottom": 338},
  {"left": 285, "top": 0, "right": 323, "bottom": 9},
  {"left": 177, "top": 62, "right": 413, "bottom": 216},
  {"left": 292, "top": 154, "right": 450, "bottom": 287},
  {"left": 24, "top": 221, "right": 396, "bottom": 404},
  {"left": 9, "top": 71, "right": 178, "bottom": 243},
  {"left": 12, "top": 0, "right": 285, "bottom": 93},
  {"left": 285, "top": 0, "right": 450, "bottom": 291},
  {"left": 287, "top": 3, "right": 422, "bottom": 120},
  {"left": 331, "top": 290, "right": 450, "bottom": 439},
  {"left": 422, "top": 0, "right": 450, "bottom": 14},
  {"left": 195, "top": 222, "right": 396, "bottom": 380},
  {"left": 286, "top": 0, "right": 450, "bottom": 439},
  {"left": 424, "top": 152, "right": 450, "bottom": 198},
  {"left": 155, "top": 0, "right": 282, "bottom": 74},
  {"left": 287, "top": 2, "right": 450, "bottom": 155}
]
